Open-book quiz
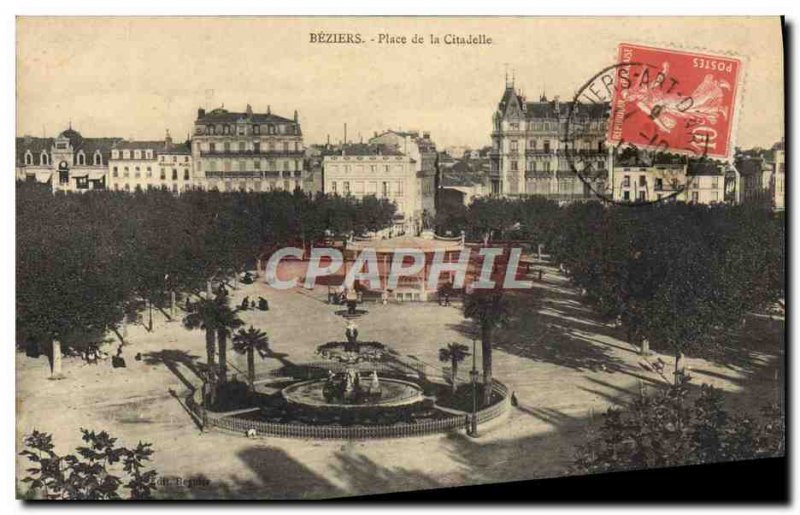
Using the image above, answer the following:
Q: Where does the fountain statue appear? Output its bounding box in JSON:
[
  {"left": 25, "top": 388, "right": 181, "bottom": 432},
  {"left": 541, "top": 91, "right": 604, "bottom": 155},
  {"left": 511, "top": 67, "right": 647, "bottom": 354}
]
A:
[{"left": 344, "top": 321, "right": 359, "bottom": 353}]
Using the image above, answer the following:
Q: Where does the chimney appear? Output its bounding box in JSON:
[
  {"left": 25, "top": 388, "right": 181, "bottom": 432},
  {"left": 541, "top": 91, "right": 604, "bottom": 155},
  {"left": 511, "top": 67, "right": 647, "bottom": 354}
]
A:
[
  {"left": 197, "top": 108, "right": 206, "bottom": 119},
  {"left": 267, "top": 105, "right": 271, "bottom": 115},
  {"left": 165, "top": 129, "right": 173, "bottom": 149},
  {"left": 423, "top": 131, "right": 430, "bottom": 140},
  {"left": 246, "top": 104, "right": 253, "bottom": 116},
  {"left": 294, "top": 110, "right": 298, "bottom": 122}
]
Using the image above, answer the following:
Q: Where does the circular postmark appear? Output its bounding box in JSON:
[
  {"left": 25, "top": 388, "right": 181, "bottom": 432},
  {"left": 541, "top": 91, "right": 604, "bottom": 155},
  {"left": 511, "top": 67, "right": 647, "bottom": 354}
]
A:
[{"left": 564, "top": 61, "right": 715, "bottom": 205}]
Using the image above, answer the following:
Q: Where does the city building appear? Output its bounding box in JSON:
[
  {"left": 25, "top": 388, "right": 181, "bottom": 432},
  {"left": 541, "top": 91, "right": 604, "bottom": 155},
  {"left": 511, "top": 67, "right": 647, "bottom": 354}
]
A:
[
  {"left": 191, "top": 104, "right": 306, "bottom": 192},
  {"left": 609, "top": 159, "right": 727, "bottom": 204},
  {"left": 108, "top": 132, "right": 192, "bottom": 193},
  {"left": 368, "top": 130, "right": 438, "bottom": 217},
  {"left": 16, "top": 126, "right": 121, "bottom": 192},
  {"left": 322, "top": 143, "right": 425, "bottom": 233},
  {"left": 490, "top": 81, "right": 609, "bottom": 198},
  {"left": 735, "top": 140, "right": 785, "bottom": 211},
  {"left": 439, "top": 158, "right": 488, "bottom": 207}
]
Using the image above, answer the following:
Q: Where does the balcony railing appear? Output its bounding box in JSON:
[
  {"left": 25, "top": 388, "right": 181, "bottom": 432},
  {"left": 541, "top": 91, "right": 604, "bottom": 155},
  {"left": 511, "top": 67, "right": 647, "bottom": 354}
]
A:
[
  {"left": 199, "top": 149, "right": 304, "bottom": 158},
  {"left": 205, "top": 170, "right": 302, "bottom": 179}
]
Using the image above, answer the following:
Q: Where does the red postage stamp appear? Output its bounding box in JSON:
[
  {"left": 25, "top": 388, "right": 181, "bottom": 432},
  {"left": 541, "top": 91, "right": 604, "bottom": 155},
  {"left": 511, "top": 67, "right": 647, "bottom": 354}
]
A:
[{"left": 607, "top": 43, "right": 742, "bottom": 160}]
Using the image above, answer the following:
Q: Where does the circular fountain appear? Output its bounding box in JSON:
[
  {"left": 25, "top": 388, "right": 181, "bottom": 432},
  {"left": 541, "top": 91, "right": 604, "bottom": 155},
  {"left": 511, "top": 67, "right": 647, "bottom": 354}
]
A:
[{"left": 281, "top": 374, "right": 425, "bottom": 411}]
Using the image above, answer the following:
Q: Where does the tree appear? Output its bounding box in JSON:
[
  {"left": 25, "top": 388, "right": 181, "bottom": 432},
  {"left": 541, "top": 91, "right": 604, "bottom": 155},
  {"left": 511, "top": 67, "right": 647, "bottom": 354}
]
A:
[
  {"left": 215, "top": 302, "right": 244, "bottom": 384},
  {"left": 182, "top": 295, "right": 239, "bottom": 403},
  {"left": 438, "top": 342, "right": 471, "bottom": 394},
  {"left": 19, "top": 428, "right": 158, "bottom": 500},
  {"left": 232, "top": 326, "right": 270, "bottom": 388},
  {"left": 463, "top": 289, "right": 510, "bottom": 406},
  {"left": 572, "top": 378, "right": 785, "bottom": 474}
]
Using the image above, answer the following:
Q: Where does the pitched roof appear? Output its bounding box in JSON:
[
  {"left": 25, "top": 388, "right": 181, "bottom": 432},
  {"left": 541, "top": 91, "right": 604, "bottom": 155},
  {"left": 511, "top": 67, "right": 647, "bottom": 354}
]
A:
[
  {"left": 113, "top": 140, "right": 165, "bottom": 151},
  {"left": 330, "top": 143, "right": 404, "bottom": 157},
  {"left": 196, "top": 107, "right": 295, "bottom": 125},
  {"left": 498, "top": 86, "right": 608, "bottom": 120}
]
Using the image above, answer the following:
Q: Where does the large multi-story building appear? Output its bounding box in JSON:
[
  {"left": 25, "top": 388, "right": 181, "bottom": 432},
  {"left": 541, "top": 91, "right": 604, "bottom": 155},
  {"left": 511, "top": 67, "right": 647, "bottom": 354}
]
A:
[
  {"left": 322, "top": 143, "right": 426, "bottom": 232},
  {"left": 108, "top": 132, "right": 192, "bottom": 193},
  {"left": 191, "top": 105, "right": 306, "bottom": 192},
  {"left": 490, "top": 82, "right": 609, "bottom": 198},
  {"left": 368, "top": 130, "right": 438, "bottom": 216},
  {"left": 16, "top": 126, "right": 120, "bottom": 192}
]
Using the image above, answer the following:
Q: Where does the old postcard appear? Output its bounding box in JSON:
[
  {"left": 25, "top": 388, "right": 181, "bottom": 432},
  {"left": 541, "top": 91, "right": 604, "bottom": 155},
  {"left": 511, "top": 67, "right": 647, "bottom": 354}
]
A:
[{"left": 15, "top": 16, "right": 785, "bottom": 501}]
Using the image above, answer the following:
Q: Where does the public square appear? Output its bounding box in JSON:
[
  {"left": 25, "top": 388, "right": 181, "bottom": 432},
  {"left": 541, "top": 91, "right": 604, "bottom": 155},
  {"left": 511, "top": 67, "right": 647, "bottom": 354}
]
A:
[{"left": 15, "top": 257, "right": 784, "bottom": 499}]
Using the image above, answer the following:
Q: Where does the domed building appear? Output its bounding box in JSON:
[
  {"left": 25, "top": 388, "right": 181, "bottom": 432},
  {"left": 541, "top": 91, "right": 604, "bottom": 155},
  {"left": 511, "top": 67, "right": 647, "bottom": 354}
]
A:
[{"left": 16, "top": 125, "right": 121, "bottom": 192}]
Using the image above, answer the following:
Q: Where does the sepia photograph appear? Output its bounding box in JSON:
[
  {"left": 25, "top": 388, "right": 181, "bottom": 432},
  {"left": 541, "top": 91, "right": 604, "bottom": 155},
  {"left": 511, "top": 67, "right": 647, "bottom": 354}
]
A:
[{"left": 12, "top": 13, "right": 787, "bottom": 502}]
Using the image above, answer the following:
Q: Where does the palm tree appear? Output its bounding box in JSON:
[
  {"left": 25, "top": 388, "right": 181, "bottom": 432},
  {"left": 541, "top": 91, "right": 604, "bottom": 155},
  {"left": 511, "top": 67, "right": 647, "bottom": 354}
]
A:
[
  {"left": 182, "top": 297, "right": 221, "bottom": 373},
  {"left": 438, "top": 342, "right": 471, "bottom": 394},
  {"left": 463, "top": 289, "right": 510, "bottom": 407},
  {"left": 232, "top": 326, "right": 270, "bottom": 388},
  {"left": 215, "top": 304, "right": 243, "bottom": 384}
]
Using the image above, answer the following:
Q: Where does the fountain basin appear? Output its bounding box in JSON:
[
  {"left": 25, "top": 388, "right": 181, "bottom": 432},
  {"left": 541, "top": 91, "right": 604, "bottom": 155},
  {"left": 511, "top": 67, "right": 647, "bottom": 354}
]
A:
[{"left": 282, "top": 376, "right": 425, "bottom": 411}]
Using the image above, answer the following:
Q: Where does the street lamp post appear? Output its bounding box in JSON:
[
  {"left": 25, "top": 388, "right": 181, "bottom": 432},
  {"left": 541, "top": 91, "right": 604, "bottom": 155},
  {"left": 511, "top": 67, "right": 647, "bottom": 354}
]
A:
[{"left": 469, "top": 338, "right": 479, "bottom": 437}]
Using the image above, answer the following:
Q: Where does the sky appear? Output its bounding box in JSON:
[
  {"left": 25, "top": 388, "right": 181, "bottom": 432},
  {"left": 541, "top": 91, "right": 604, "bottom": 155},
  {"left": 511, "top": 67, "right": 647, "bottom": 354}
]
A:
[{"left": 16, "top": 16, "right": 784, "bottom": 150}]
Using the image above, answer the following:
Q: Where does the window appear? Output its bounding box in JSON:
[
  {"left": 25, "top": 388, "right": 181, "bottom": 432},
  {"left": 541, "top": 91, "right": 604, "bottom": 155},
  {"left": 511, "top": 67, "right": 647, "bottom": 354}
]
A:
[
  {"left": 146, "top": 167, "right": 152, "bottom": 178},
  {"left": 382, "top": 181, "right": 389, "bottom": 197},
  {"left": 510, "top": 140, "right": 518, "bottom": 152},
  {"left": 224, "top": 142, "right": 231, "bottom": 152},
  {"left": 209, "top": 142, "right": 216, "bottom": 153},
  {"left": 343, "top": 181, "right": 350, "bottom": 194},
  {"left": 655, "top": 178, "right": 663, "bottom": 191},
  {"left": 254, "top": 160, "right": 261, "bottom": 169},
  {"left": 623, "top": 190, "right": 630, "bottom": 201},
  {"left": 510, "top": 160, "right": 518, "bottom": 172},
  {"left": 135, "top": 167, "right": 141, "bottom": 179},
  {"left": 238, "top": 142, "right": 246, "bottom": 152},
  {"left": 93, "top": 152, "right": 102, "bottom": 166},
  {"left": 638, "top": 190, "right": 646, "bottom": 202},
  {"left": 283, "top": 142, "right": 289, "bottom": 152},
  {"left": 112, "top": 166, "right": 118, "bottom": 177},
  {"left": 543, "top": 140, "right": 550, "bottom": 153},
  {"left": 529, "top": 140, "right": 536, "bottom": 150},
  {"left": 639, "top": 175, "right": 646, "bottom": 187},
  {"left": 160, "top": 169, "right": 166, "bottom": 180},
  {"left": 24, "top": 152, "right": 32, "bottom": 165},
  {"left": 172, "top": 169, "right": 178, "bottom": 181},
  {"left": 331, "top": 181, "right": 337, "bottom": 193},
  {"left": 396, "top": 181, "right": 403, "bottom": 196},
  {"left": 711, "top": 177, "right": 719, "bottom": 189},
  {"left": 254, "top": 142, "right": 260, "bottom": 153},
  {"left": 123, "top": 167, "right": 129, "bottom": 178},
  {"left": 691, "top": 192, "right": 699, "bottom": 203},
  {"left": 77, "top": 152, "right": 86, "bottom": 166},
  {"left": 622, "top": 175, "right": 630, "bottom": 188},
  {"left": 134, "top": 150, "right": 141, "bottom": 160},
  {"left": 184, "top": 169, "right": 190, "bottom": 181},
  {"left": 254, "top": 125, "right": 260, "bottom": 135}
]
